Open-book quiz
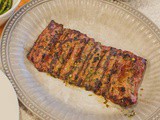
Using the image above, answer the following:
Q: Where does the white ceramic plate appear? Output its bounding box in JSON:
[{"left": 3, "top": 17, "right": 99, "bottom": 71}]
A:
[
  {"left": 0, "top": 70, "right": 19, "bottom": 120},
  {"left": 1, "top": 0, "right": 160, "bottom": 120}
]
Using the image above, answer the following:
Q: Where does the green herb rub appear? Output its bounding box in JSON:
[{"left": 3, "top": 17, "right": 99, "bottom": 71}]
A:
[{"left": 0, "top": 0, "right": 12, "bottom": 15}]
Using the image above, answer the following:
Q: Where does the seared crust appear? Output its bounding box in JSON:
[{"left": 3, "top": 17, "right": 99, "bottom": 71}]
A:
[
  {"left": 88, "top": 46, "right": 111, "bottom": 93},
  {"left": 76, "top": 42, "right": 101, "bottom": 86},
  {"left": 66, "top": 38, "right": 96, "bottom": 85},
  {"left": 59, "top": 32, "right": 89, "bottom": 79},
  {"left": 49, "top": 29, "right": 80, "bottom": 77},
  {"left": 27, "top": 20, "right": 147, "bottom": 107},
  {"left": 105, "top": 50, "right": 146, "bottom": 107},
  {"left": 27, "top": 20, "right": 63, "bottom": 72},
  {"left": 39, "top": 28, "right": 71, "bottom": 72}
]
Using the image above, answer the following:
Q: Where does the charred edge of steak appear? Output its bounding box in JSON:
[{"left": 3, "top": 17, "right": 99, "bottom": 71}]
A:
[
  {"left": 27, "top": 20, "right": 63, "bottom": 59},
  {"left": 109, "top": 96, "right": 136, "bottom": 107},
  {"left": 27, "top": 21, "right": 59, "bottom": 57},
  {"left": 27, "top": 21, "right": 64, "bottom": 72},
  {"left": 26, "top": 21, "right": 49, "bottom": 61},
  {"left": 38, "top": 30, "right": 64, "bottom": 72},
  {"left": 106, "top": 50, "right": 143, "bottom": 107}
]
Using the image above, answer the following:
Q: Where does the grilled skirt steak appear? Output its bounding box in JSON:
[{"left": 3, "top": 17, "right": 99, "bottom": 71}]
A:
[{"left": 27, "top": 20, "right": 147, "bottom": 107}]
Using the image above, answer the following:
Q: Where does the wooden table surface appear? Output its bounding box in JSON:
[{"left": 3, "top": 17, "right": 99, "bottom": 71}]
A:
[{"left": 0, "top": 0, "right": 30, "bottom": 36}]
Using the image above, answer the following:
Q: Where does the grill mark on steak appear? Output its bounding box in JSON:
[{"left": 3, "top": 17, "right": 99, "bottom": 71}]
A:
[
  {"left": 115, "top": 52, "right": 146, "bottom": 106},
  {"left": 27, "top": 20, "right": 147, "bottom": 107},
  {"left": 83, "top": 43, "right": 103, "bottom": 81},
  {"left": 84, "top": 46, "right": 108, "bottom": 91},
  {"left": 57, "top": 47, "right": 75, "bottom": 77},
  {"left": 98, "top": 48, "right": 121, "bottom": 97},
  {"left": 33, "top": 20, "right": 63, "bottom": 48},
  {"left": 57, "top": 33, "right": 88, "bottom": 78},
  {"left": 47, "top": 29, "right": 72, "bottom": 76},
  {"left": 67, "top": 39, "right": 96, "bottom": 85},
  {"left": 49, "top": 30, "right": 80, "bottom": 77},
  {"left": 76, "top": 42, "right": 101, "bottom": 86},
  {"left": 107, "top": 51, "right": 139, "bottom": 107},
  {"left": 59, "top": 32, "right": 89, "bottom": 78},
  {"left": 95, "top": 50, "right": 113, "bottom": 95},
  {"left": 88, "top": 47, "right": 117, "bottom": 94},
  {"left": 38, "top": 30, "right": 64, "bottom": 72},
  {"left": 27, "top": 22, "right": 62, "bottom": 64},
  {"left": 43, "top": 29, "right": 72, "bottom": 72},
  {"left": 27, "top": 20, "right": 64, "bottom": 72},
  {"left": 50, "top": 41, "right": 73, "bottom": 77},
  {"left": 61, "top": 38, "right": 90, "bottom": 82},
  {"left": 87, "top": 47, "right": 111, "bottom": 92}
]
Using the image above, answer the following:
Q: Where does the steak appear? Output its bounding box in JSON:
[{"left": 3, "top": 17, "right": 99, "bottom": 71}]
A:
[
  {"left": 27, "top": 20, "right": 63, "bottom": 72},
  {"left": 27, "top": 20, "right": 147, "bottom": 107}
]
